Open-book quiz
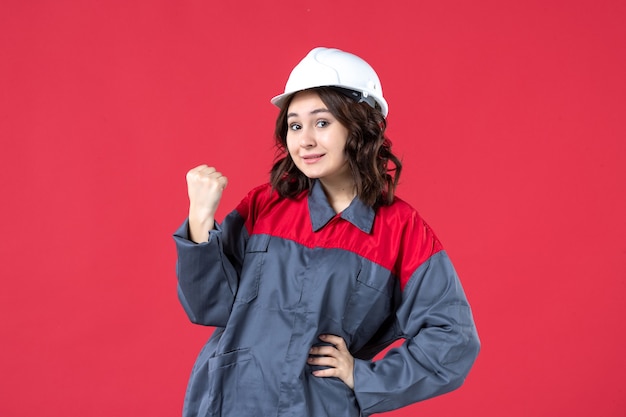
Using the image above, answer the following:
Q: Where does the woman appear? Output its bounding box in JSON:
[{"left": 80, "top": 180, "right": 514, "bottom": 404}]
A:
[{"left": 173, "top": 47, "right": 480, "bottom": 417}]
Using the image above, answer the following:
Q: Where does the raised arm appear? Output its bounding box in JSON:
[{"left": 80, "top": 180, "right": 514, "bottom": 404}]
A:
[{"left": 173, "top": 166, "right": 248, "bottom": 327}]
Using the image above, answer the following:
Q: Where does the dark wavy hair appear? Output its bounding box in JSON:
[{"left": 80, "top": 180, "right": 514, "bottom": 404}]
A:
[{"left": 270, "top": 87, "right": 402, "bottom": 207}]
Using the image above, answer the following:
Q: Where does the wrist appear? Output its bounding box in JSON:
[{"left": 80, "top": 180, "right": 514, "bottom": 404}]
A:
[{"left": 188, "top": 215, "right": 214, "bottom": 243}]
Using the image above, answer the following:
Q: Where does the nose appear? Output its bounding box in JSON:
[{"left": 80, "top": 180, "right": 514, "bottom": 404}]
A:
[{"left": 299, "top": 127, "right": 316, "bottom": 148}]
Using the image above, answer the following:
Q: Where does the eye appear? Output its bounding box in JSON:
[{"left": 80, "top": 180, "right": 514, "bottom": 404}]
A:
[
  {"left": 316, "top": 120, "right": 329, "bottom": 128},
  {"left": 289, "top": 123, "right": 302, "bottom": 131}
]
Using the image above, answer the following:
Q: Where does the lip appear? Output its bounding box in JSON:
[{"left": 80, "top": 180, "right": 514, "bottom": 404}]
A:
[{"left": 301, "top": 153, "right": 325, "bottom": 164}]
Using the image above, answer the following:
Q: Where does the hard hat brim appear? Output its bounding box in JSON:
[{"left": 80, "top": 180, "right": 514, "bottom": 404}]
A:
[{"left": 270, "top": 88, "right": 389, "bottom": 118}]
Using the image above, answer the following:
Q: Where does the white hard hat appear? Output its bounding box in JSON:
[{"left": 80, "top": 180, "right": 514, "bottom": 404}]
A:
[{"left": 271, "top": 47, "right": 389, "bottom": 117}]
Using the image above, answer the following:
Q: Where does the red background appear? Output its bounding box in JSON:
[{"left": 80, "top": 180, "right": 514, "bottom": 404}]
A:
[{"left": 1, "top": 1, "right": 625, "bottom": 416}]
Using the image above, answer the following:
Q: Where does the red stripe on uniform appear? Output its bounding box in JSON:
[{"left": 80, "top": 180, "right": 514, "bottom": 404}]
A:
[{"left": 236, "top": 184, "right": 443, "bottom": 290}]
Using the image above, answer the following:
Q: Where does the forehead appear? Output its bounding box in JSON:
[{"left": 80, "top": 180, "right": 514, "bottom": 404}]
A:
[{"left": 287, "top": 90, "right": 326, "bottom": 114}]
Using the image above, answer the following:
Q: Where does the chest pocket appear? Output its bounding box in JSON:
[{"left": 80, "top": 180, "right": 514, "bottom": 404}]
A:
[
  {"left": 235, "top": 234, "right": 271, "bottom": 303},
  {"left": 342, "top": 260, "right": 396, "bottom": 338}
]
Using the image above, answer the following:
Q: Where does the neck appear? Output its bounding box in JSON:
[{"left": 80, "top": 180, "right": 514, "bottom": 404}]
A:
[{"left": 318, "top": 179, "right": 356, "bottom": 213}]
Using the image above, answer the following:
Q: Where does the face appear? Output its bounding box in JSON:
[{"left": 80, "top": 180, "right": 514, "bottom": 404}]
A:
[{"left": 286, "top": 91, "right": 352, "bottom": 187}]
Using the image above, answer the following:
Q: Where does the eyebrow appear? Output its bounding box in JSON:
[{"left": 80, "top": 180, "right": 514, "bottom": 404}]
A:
[{"left": 287, "top": 108, "right": 331, "bottom": 119}]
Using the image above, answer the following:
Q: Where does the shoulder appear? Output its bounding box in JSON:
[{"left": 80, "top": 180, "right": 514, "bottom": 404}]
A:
[
  {"left": 237, "top": 182, "right": 284, "bottom": 204},
  {"left": 236, "top": 183, "right": 272, "bottom": 213},
  {"left": 378, "top": 196, "right": 446, "bottom": 289},
  {"left": 236, "top": 183, "right": 302, "bottom": 218},
  {"left": 244, "top": 183, "right": 273, "bottom": 201},
  {"left": 377, "top": 195, "right": 426, "bottom": 226},
  {"left": 235, "top": 183, "right": 307, "bottom": 233},
  {"left": 376, "top": 195, "right": 444, "bottom": 258}
]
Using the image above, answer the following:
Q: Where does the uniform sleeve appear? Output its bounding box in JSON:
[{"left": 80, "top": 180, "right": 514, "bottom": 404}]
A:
[
  {"left": 172, "top": 198, "right": 251, "bottom": 328},
  {"left": 352, "top": 218, "right": 480, "bottom": 415}
]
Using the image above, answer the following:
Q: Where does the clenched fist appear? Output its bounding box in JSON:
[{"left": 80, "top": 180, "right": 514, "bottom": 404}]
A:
[{"left": 186, "top": 165, "right": 228, "bottom": 243}]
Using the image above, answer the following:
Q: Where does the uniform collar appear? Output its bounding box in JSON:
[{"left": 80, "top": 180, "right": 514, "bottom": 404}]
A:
[{"left": 308, "top": 180, "right": 375, "bottom": 234}]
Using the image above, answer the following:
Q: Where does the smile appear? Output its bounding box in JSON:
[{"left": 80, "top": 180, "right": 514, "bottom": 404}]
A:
[{"left": 301, "top": 154, "right": 325, "bottom": 164}]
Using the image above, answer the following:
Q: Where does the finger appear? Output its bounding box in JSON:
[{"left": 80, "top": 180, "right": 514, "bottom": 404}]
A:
[
  {"left": 307, "top": 355, "right": 338, "bottom": 367},
  {"left": 319, "top": 334, "right": 347, "bottom": 351},
  {"left": 187, "top": 165, "right": 214, "bottom": 182},
  {"left": 189, "top": 168, "right": 226, "bottom": 187},
  {"left": 188, "top": 165, "right": 211, "bottom": 175},
  {"left": 197, "top": 165, "right": 216, "bottom": 174},
  {"left": 190, "top": 164, "right": 208, "bottom": 172},
  {"left": 312, "top": 367, "right": 340, "bottom": 378},
  {"left": 309, "top": 344, "right": 346, "bottom": 359},
  {"left": 309, "top": 346, "right": 339, "bottom": 358},
  {"left": 202, "top": 173, "right": 227, "bottom": 191}
]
